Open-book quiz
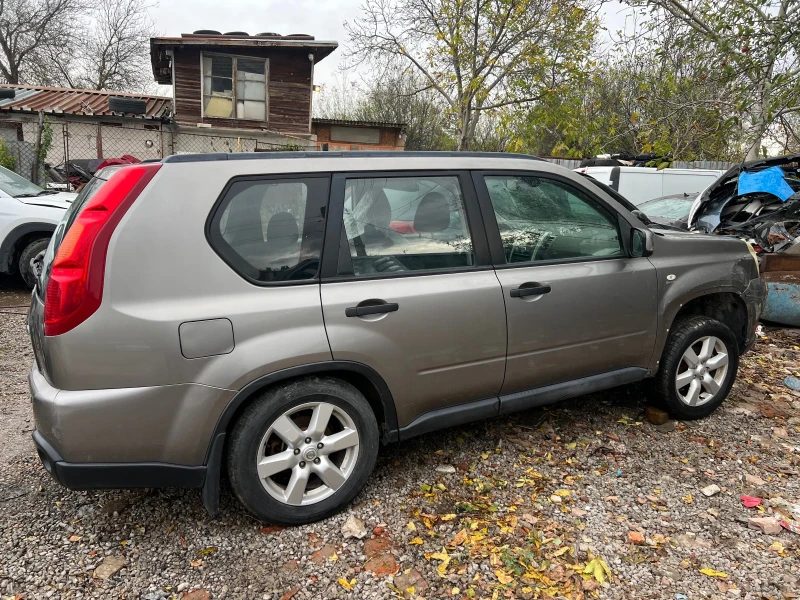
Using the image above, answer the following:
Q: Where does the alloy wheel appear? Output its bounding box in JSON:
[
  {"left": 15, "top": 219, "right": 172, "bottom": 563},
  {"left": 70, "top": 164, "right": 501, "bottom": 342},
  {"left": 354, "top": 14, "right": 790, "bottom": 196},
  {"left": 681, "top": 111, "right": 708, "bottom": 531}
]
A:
[
  {"left": 675, "top": 335, "right": 729, "bottom": 406},
  {"left": 255, "top": 401, "right": 360, "bottom": 506}
]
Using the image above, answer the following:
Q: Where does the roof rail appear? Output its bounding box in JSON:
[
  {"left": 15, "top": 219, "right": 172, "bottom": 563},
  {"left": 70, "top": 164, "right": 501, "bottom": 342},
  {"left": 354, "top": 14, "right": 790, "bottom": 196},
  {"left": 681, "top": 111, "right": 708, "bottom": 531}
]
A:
[{"left": 162, "top": 151, "right": 545, "bottom": 164}]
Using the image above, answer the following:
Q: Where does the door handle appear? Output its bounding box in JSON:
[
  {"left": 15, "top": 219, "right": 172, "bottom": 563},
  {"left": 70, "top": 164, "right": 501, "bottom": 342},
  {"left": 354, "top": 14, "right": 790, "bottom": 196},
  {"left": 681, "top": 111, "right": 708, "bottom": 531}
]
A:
[
  {"left": 345, "top": 302, "right": 399, "bottom": 317},
  {"left": 510, "top": 284, "right": 551, "bottom": 298}
]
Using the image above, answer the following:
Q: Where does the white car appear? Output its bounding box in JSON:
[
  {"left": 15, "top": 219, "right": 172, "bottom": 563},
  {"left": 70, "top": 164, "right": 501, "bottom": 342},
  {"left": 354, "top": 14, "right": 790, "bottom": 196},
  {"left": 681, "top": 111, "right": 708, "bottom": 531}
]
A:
[
  {"left": 0, "top": 166, "right": 76, "bottom": 288},
  {"left": 574, "top": 166, "right": 723, "bottom": 205}
]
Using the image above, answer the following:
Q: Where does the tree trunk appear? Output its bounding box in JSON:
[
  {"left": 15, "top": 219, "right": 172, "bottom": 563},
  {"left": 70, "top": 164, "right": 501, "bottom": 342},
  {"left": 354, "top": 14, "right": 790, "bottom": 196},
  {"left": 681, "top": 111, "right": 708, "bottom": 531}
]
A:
[
  {"left": 457, "top": 106, "right": 472, "bottom": 151},
  {"left": 746, "top": 104, "right": 765, "bottom": 161}
]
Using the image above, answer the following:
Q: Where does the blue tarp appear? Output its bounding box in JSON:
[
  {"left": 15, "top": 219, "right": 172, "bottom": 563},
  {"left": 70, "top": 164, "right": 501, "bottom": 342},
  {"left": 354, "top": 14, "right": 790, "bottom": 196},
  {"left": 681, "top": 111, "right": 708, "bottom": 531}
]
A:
[{"left": 738, "top": 166, "right": 795, "bottom": 202}]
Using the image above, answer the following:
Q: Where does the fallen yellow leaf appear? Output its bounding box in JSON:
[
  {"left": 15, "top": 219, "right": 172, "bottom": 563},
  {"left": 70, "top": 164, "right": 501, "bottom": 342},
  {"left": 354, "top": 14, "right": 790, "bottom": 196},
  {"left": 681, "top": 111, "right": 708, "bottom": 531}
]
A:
[
  {"left": 409, "top": 537, "right": 424, "bottom": 545},
  {"left": 440, "top": 513, "right": 457, "bottom": 521},
  {"left": 190, "top": 559, "right": 202, "bottom": 567},
  {"left": 338, "top": 578, "right": 356, "bottom": 590},
  {"left": 495, "top": 569, "right": 513, "bottom": 585},
  {"left": 555, "top": 489, "right": 571, "bottom": 497},
  {"left": 699, "top": 568, "right": 728, "bottom": 579},
  {"left": 429, "top": 548, "right": 450, "bottom": 576},
  {"left": 406, "top": 521, "right": 416, "bottom": 531},
  {"left": 682, "top": 493, "right": 693, "bottom": 504}
]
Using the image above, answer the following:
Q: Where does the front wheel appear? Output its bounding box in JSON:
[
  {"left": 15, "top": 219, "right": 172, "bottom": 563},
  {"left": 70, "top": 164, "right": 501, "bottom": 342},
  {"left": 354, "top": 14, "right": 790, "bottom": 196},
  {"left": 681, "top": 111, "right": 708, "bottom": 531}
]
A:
[
  {"left": 19, "top": 237, "right": 50, "bottom": 289},
  {"left": 227, "top": 377, "right": 379, "bottom": 525},
  {"left": 648, "top": 316, "right": 739, "bottom": 419}
]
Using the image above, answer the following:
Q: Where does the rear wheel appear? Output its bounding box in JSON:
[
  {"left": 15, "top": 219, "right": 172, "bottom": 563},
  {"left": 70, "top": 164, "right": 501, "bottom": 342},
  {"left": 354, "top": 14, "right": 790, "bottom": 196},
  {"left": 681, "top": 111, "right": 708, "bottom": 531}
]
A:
[
  {"left": 649, "top": 316, "right": 739, "bottom": 419},
  {"left": 19, "top": 237, "right": 49, "bottom": 289},
  {"left": 227, "top": 377, "right": 379, "bottom": 525}
]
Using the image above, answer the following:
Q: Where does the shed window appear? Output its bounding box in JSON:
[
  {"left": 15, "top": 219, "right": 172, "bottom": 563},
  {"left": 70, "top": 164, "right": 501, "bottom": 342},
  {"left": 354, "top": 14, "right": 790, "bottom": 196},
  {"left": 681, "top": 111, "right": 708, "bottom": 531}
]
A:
[{"left": 203, "top": 54, "right": 267, "bottom": 121}]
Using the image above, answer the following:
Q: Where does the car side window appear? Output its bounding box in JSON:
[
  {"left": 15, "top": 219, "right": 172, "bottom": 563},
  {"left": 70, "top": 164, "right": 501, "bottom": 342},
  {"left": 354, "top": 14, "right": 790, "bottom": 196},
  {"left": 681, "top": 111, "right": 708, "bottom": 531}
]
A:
[
  {"left": 210, "top": 176, "right": 329, "bottom": 283},
  {"left": 340, "top": 175, "right": 474, "bottom": 276},
  {"left": 484, "top": 175, "right": 623, "bottom": 263}
]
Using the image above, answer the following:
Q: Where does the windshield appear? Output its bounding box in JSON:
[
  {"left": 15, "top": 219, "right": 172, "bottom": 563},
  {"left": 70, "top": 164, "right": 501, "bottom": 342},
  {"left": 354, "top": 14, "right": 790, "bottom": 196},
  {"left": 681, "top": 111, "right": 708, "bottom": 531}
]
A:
[
  {"left": 0, "top": 164, "right": 49, "bottom": 197},
  {"left": 639, "top": 196, "right": 695, "bottom": 219}
]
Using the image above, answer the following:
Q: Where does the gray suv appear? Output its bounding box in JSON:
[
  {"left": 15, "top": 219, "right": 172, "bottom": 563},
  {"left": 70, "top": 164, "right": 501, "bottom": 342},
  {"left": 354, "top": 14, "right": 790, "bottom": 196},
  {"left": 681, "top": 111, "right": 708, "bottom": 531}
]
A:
[{"left": 28, "top": 152, "right": 765, "bottom": 525}]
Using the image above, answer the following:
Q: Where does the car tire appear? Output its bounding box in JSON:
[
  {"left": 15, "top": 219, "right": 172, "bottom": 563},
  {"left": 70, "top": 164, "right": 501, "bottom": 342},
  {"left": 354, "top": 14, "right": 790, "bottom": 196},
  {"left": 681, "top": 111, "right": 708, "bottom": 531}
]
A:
[
  {"left": 19, "top": 237, "right": 50, "bottom": 289},
  {"left": 648, "top": 316, "right": 739, "bottom": 420},
  {"left": 227, "top": 376, "right": 379, "bottom": 525}
]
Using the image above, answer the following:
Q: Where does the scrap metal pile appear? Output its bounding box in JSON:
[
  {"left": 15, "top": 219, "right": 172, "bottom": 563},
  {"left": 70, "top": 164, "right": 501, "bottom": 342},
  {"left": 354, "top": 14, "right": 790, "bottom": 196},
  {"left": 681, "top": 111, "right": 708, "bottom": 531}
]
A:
[
  {"left": 689, "top": 154, "right": 800, "bottom": 326},
  {"left": 689, "top": 154, "right": 800, "bottom": 255}
]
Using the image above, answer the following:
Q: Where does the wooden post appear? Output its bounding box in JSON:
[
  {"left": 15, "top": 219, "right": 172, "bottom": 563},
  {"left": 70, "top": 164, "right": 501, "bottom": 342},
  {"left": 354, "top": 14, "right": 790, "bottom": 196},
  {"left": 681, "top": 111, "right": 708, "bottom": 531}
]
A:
[{"left": 31, "top": 111, "right": 44, "bottom": 184}]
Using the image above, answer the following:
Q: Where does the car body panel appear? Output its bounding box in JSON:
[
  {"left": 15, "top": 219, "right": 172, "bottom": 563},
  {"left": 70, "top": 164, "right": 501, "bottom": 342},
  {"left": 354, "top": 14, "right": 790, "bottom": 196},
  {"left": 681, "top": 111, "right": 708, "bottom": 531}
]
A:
[
  {"left": 25, "top": 153, "right": 764, "bottom": 490},
  {"left": 496, "top": 257, "right": 658, "bottom": 393},
  {"left": 321, "top": 271, "right": 507, "bottom": 427}
]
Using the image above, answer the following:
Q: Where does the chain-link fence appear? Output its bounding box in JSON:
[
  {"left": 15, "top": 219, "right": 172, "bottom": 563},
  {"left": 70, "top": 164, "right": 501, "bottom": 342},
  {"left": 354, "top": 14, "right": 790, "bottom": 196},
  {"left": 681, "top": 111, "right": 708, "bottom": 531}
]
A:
[
  {"left": 0, "top": 117, "right": 738, "bottom": 191},
  {"left": 0, "top": 118, "right": 312, "bottom": 191}
]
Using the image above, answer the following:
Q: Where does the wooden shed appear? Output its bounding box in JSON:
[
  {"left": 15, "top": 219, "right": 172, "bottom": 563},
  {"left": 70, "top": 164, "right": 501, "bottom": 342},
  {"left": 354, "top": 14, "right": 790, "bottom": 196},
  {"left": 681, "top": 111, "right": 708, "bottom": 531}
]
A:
[{"left": 151, "top": 32, "right": 337, "bottom": 135}]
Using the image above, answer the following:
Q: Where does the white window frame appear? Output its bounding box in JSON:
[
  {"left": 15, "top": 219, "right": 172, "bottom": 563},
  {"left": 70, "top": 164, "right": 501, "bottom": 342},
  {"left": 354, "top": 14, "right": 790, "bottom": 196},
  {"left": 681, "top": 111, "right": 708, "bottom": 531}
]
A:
[{"left": 200, "top": 52, "right": 269, "bottom": 122}]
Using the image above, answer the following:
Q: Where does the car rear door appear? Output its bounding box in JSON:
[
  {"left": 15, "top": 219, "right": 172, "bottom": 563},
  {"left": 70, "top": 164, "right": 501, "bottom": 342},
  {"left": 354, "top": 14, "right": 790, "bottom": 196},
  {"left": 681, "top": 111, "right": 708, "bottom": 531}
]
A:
[
  {"left": 473, "top": 170, "right": 658, "bottom": 405},
  {"left": 320, "top": 171, "right": 507, "bottom": 434}
]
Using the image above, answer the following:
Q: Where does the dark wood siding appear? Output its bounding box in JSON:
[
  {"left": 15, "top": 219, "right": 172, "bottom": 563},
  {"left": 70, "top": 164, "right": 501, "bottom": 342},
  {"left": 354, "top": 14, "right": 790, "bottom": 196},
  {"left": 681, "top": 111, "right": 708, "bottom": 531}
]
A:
[{"left": 172, "top": 46, "right": 312, "bottom": 133}]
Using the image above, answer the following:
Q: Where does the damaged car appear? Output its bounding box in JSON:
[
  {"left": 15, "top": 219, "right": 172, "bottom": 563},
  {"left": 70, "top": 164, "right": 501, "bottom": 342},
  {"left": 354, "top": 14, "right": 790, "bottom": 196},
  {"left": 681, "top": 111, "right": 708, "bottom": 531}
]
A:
[
  {"left": 689, "top": 154, "right": 800, "bottom": 326},
  {"left": 689, "top": 154, "right": 800, "bottom": 255}
]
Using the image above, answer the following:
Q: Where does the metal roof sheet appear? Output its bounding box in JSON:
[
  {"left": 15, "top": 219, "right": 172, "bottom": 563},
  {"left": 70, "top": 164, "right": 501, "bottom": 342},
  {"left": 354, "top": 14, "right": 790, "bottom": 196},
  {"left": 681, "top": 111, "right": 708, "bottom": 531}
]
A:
[{"left": 0, "top": 84, "right": 171, "bottom": 119}]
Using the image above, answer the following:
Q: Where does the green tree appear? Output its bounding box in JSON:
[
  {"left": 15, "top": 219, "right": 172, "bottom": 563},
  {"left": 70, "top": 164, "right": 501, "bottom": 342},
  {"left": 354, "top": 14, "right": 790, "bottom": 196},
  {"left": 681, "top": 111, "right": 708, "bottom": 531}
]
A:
[
  {"left": 624, "top": 0, "right": 800, "bottom": 159},
  {"left": 346, "top": 0, "right": 600, "bottom": 150},
  {"left": 514, "top": 18, "right": 742, "bottom": 160}
]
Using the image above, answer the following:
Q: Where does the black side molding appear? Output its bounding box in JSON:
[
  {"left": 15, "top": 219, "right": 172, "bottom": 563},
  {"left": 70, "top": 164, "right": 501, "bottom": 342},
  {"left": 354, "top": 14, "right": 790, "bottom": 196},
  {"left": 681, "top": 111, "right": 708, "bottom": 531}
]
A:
[
  {"left": 396, "top": 367, "right": 648, "bottom": 441},
  {"left": 498, "top": 367, "right": 647, "bottom": 414},
  {"left": 398, "top": 397, "right": 499, "bottom": 441}
]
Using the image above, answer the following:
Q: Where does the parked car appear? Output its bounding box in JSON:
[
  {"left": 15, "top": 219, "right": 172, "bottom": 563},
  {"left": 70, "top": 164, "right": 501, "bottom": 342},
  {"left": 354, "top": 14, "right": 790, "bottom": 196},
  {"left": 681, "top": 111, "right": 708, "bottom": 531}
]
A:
[
  {"left": 637, "top": 193, "right": 698, "bottom": 229},
  {"left": 575, "top": 166, "right": 723, "bottom": 205},
  {"left": 29, "top": 152, "right": 764, "bottom": 525},
  {"left": 0, "top": 165, "right": 76, "bottom": 287}
]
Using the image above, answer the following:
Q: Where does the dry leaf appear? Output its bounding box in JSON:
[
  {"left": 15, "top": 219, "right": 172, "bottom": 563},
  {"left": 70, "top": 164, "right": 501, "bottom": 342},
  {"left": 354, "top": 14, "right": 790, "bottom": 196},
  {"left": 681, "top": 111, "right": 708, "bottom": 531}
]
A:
[
  {"left": 495, "top": 569, "right": 513, "bottom": 584},
  {"left": 190, "top": 559, "right": 202, "bottom": 567},
  {"left": 337, "top": 578, "right": 356, "bottom": 591},
  {"left": 448, "top": 529, "right": 468, "bottom": 548},
  {"left": 68, "top": 535, "right": 81, "bottom": 542},
  {"left": 409, "top": 537, "right": 424, "bottom": 545},
  {"left": 429, "top": 548, "right": 450, "bottom": 576},
  {"left": 699, "top": 568, "right": 728, "bottom": 579}
]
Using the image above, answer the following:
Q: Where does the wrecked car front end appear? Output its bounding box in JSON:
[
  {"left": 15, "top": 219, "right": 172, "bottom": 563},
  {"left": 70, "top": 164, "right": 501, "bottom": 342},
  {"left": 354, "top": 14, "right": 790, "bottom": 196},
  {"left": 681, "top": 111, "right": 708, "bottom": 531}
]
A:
[{"left": 689, "top": 155, "right": 800, "bottom": 326}]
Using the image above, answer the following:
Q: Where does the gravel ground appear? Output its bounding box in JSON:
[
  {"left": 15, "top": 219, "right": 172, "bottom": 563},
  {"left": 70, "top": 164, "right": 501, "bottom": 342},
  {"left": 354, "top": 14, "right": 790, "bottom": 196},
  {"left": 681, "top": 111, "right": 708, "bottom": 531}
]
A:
[{"left": 1, "top": 279, "right": 799, "bottom": 600}]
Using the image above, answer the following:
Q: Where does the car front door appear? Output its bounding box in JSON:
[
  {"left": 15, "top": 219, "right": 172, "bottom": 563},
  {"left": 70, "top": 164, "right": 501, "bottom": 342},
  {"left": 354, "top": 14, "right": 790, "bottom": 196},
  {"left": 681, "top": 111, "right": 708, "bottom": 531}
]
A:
[
  {"left": 474, "top": 171, "right": 658, "bottom": 401},
  {"left": 320, "top": 172, "right": 507, "bottom": 434}
]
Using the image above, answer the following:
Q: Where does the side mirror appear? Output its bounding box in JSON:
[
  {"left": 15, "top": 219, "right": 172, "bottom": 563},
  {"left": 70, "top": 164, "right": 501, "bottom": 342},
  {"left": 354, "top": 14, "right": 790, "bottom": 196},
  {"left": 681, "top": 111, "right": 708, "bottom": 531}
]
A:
[{"left": 631, "top": 228, "right": 654, "bottom": 258}]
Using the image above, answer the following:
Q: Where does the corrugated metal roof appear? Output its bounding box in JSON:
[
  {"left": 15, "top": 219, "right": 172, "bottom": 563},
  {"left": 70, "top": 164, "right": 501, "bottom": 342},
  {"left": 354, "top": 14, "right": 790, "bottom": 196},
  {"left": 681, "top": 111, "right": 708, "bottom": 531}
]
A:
[
  {"left": 312, "top": 118, "right": 405, "bottom": 130},
  {"left": 0, "top": 84, "right": 171, "bottom": 119}
]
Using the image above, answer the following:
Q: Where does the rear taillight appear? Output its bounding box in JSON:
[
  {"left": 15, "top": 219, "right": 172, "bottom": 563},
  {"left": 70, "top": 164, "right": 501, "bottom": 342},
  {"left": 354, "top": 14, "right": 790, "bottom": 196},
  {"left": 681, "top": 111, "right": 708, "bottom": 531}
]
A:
[{"left": 44, "top": 164, "right": 161, "bottom": 336}]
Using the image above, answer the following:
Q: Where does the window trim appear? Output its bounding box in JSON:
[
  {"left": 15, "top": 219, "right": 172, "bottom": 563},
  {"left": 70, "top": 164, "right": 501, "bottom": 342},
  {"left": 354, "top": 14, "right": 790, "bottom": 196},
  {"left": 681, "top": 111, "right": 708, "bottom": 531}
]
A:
[
  {"left": 205, "top": 172, "right": 331, "bottom": 287},
  {"left": 320, "top": 170, "right": 491, "bottom": 281},
  {"left": 472, "top": 170, "right": 635, "bottom": 268},
  {"left": 200, "top": 51, "right": 269, "bottom": 123}
]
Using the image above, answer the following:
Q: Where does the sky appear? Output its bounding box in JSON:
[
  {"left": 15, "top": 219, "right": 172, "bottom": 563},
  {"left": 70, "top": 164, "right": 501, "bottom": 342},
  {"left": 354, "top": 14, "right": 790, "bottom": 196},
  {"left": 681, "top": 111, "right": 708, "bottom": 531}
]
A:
[{"left": 151, "top": 0, "right": 634, "bottom": 89}]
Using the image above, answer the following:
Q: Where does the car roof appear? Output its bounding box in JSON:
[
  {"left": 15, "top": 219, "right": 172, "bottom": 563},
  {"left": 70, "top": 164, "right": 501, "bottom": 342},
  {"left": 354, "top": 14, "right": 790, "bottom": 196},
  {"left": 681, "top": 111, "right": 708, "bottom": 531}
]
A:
[{"left": 162, "top": 151, "right": 546, "bottom": 164}]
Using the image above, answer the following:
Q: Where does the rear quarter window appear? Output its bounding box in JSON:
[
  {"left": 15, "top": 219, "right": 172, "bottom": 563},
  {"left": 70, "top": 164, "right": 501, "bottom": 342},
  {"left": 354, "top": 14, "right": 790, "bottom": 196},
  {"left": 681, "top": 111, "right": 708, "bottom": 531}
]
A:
[{"left": 207, "top": 175, "right": 330, "bottom": 284}]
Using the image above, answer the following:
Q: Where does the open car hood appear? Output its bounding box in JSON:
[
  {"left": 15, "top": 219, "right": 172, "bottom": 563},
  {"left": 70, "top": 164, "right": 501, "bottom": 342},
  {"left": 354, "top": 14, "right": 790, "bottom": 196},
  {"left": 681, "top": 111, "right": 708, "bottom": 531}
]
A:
[
  {"left": 15, "top": 191, "right": 76, "bottom": 210},
  {"left": 688, "top": 154, "right": 800, "bottom": 252}
]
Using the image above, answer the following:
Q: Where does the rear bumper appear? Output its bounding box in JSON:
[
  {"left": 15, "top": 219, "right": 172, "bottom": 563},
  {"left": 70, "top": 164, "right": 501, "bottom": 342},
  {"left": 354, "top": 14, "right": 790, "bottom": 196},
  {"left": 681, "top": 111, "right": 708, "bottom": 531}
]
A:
[
  {"left": 32, "top": 429, "right": 205, "bottom": 490},
  {"left": 29, "top": 360, "right": 234, "bottom": 466}
]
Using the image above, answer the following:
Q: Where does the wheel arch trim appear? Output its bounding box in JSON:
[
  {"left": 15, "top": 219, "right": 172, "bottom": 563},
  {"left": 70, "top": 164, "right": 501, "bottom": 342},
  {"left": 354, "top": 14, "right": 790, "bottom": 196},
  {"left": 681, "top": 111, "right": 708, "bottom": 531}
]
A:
[
  {"left": 202, "top": 360, "right": 399, "bottom": 465},
  {"left": 0, "top": 222, "right": 55, "bottom": 273}
]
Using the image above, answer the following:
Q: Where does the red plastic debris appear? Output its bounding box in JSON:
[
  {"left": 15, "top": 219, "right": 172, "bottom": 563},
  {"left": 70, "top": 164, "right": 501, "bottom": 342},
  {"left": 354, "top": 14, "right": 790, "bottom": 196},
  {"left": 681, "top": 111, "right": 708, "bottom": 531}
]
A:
[{"left": 741, "top": 495, "right": 762, "bottom": 508}]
